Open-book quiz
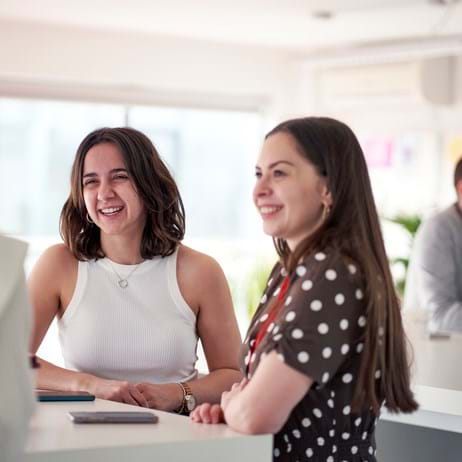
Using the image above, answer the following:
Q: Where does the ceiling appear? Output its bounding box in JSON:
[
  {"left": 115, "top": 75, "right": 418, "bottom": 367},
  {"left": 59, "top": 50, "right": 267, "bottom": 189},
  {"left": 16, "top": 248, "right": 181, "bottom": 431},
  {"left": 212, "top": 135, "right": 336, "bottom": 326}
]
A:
[{"left": 0, "top": 0, "right": 461, "bottom": 52}]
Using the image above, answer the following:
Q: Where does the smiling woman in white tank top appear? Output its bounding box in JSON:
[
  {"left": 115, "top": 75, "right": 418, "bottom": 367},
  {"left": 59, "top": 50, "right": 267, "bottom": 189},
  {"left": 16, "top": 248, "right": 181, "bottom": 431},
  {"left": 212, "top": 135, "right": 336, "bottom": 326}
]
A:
[{"left": 28, "top": 127, "right": 242, "bottom": 412}]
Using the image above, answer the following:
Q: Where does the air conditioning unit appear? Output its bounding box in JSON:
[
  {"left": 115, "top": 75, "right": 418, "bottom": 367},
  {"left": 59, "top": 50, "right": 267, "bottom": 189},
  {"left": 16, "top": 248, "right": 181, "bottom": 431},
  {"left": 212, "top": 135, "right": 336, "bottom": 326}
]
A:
[{"left": 317, "top": 56, "right": 455, "bottom": 108}]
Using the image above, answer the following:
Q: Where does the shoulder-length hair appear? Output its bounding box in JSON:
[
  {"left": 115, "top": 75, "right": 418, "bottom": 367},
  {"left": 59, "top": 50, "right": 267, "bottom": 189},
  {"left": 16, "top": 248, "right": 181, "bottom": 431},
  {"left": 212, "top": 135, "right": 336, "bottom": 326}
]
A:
[
  {"left": 266, "top": 117, "right": 418, "bottom": 415},
  {"left": 60, "top": 127, "right": 185, "bottom": 260}
]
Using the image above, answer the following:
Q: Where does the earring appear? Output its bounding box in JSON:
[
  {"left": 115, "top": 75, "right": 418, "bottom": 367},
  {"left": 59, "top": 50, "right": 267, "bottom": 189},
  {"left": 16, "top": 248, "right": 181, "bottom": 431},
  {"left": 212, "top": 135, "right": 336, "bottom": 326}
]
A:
[
  {"left": 322, "top": 204, "right": 331, "bottom": 222},
  {"left": 86, "top": 212, "right": 94, "bottom": 224}
]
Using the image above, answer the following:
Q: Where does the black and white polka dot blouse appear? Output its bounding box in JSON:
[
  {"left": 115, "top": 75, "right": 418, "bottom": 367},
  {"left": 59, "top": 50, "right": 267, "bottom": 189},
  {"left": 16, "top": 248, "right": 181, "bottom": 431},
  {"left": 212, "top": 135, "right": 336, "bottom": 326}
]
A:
[{"left": 240, "top": 248, "right": 379, "bottom": 462}]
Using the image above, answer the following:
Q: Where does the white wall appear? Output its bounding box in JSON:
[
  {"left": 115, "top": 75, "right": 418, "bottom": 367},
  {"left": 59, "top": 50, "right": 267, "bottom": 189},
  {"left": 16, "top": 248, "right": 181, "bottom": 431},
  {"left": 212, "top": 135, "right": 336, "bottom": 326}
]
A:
[{"left": 0, "top": 19, "right": 303, "bottom": 127}]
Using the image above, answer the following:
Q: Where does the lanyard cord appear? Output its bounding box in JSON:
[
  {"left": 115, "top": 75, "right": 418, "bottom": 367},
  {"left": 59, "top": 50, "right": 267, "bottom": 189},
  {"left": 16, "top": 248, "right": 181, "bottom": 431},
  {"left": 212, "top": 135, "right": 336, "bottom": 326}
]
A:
[{"left": 247, "top": 275, "right": 290, "bottom": 374}]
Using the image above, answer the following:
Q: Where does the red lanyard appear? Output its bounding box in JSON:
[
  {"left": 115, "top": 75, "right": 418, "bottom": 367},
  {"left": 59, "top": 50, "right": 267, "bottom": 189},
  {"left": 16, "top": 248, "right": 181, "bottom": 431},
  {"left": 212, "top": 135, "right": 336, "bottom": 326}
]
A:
[{"left": 250, "top": 275, "right": 290, "bottom": 360}]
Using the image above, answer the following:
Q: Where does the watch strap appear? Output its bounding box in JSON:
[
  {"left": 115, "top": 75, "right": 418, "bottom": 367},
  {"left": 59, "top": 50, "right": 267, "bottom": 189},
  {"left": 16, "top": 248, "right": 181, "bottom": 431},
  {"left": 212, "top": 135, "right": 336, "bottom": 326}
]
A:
[{"left": 176, "top": 382, "right": 193, "bottom": 414}]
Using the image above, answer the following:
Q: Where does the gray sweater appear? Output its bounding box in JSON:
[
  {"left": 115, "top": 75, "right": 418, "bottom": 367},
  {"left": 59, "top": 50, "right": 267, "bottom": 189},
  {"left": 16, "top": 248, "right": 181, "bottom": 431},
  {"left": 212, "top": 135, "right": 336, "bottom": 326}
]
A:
[{"left": 404, "top": 204, "right": 462, "bottom": 332}]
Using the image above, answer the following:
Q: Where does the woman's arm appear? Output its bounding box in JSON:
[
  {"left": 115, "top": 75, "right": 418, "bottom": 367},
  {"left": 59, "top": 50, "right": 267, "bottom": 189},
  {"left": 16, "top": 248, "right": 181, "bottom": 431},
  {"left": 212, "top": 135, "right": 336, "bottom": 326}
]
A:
[
  {"left": 29, "top": 244, "right": 147, "bottom": 407},
  {"left": 222, "top": 351, "right": 312, "bottom": 434},
  {"left": 136, "top": 247, "right": 243, "bottom": 410},
  {"left": 191, "top": 351, "right": 312, "bottom": 433},
  {"left": 182, "top": 249, "right": 243, "bottom": 402}
]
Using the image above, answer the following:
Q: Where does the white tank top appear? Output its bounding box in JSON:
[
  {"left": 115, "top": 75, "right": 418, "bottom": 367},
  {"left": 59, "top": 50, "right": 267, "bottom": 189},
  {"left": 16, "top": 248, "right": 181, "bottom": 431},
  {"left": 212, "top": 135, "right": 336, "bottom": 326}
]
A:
[{"left": 58, "top": 248, "right": 198, "bottom": 383}]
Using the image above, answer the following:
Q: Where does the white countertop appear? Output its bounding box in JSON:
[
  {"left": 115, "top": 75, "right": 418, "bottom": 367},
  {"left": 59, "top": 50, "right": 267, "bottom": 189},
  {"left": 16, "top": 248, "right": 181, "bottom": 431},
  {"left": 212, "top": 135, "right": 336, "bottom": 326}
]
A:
[
  {"left": 381, "top": 384, "right": 462, "bottom": 434},
  {"left": 25, "top": 316, "right": 462, "bottom": 460},
  {"left": 380, "top": 316, "right": 462, "bottom": 433},
  {"left": 26, "top": 398, "right": 272, "bottom": 462},
  {"left": 405, "top": 315, "right": 462, "bottom": 391}
]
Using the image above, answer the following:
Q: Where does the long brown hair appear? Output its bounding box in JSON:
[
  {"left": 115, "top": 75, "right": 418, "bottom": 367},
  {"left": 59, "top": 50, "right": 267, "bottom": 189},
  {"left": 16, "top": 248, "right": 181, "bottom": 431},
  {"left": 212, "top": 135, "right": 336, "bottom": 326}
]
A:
[
  {"left": 266, "top": 117, "right": 418, "bottom": 415},
  {"left": 60, "top": 127, "right": 185, "bottom": 260}
]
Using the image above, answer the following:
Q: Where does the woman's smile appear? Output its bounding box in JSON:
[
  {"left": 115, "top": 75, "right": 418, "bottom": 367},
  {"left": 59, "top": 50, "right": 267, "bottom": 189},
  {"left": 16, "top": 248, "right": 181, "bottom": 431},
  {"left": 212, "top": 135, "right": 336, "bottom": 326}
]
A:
[{"left": 258, "top": 204, "right": 283, "bottom": 218}]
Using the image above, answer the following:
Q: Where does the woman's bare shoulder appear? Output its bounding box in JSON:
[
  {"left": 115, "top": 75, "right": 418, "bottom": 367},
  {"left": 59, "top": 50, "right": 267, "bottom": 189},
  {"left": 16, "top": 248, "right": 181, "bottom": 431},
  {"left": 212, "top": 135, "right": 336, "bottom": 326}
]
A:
[
  {"left": 28, "top": 244, "right": 79, "bottom": 317},
  {"left": 177, "top": 244, "right": 223, "bottom": 278},
  {"left": 176, "top": 245, "right": 230, "bottom": 312},
  {"left": 40, "top": 243, "right": 77, "bottom": 266},
  {"left": 31, "top": 243, "right": 78, "bottom": 282}
]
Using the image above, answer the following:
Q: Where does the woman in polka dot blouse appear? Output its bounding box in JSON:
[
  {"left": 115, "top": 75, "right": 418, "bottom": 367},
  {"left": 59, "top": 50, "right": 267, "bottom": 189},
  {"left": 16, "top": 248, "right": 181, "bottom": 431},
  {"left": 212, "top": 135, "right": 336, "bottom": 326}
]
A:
[{"left": 190, "top": 117, "right": 418, "bottom": 461}]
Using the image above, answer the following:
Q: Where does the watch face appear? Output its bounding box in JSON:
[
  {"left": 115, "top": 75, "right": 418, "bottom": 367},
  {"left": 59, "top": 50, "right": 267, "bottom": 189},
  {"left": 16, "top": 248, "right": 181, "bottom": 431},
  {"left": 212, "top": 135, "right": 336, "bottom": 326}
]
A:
[{"left": 186, "top": 395, "right": 196, "bottom": 411}]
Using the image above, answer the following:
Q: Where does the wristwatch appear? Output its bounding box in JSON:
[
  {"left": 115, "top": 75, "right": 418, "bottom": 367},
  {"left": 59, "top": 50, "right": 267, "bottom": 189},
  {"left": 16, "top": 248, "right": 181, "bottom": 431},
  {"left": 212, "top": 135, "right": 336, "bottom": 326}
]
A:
[{"left": 177, "top": 382, "right": 196, "bottom": 413}]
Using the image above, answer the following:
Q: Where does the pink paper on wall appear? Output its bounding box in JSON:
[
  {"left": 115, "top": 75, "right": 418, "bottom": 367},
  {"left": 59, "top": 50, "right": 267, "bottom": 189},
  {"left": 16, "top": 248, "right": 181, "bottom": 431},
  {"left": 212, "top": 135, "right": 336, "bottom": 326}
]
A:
[{"left": 361, "top": 137, "right": 393, "bottom": 168}]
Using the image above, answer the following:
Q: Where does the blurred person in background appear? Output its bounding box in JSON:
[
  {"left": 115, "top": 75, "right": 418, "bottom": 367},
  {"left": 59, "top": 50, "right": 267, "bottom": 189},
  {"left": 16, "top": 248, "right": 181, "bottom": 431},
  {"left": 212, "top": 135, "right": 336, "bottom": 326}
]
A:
[{"left": 404, "top": 157, "right": 462, "bottom": 333}]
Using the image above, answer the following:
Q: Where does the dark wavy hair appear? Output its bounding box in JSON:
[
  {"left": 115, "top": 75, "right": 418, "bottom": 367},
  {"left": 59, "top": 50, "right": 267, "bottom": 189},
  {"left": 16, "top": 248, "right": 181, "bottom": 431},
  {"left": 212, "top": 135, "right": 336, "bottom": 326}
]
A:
[
  {"left": 266, "top": 117, "right": 418, "bottom": 415},
  {"left": 60, "top": 127, "right": 185, "bottom": 260}
]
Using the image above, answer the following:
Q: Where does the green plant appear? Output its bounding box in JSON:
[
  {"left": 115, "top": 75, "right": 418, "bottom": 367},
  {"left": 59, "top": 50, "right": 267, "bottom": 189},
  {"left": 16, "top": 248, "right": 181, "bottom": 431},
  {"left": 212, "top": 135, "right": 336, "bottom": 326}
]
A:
[
  {"left": 245, "top": 260, "right": 273, "bottom": 319},
  {"left": 387, "top": 214, "right": 422, "bottom": 295},
  {"left": 389, "top": 215, "right": 422, "bottom": 237}
]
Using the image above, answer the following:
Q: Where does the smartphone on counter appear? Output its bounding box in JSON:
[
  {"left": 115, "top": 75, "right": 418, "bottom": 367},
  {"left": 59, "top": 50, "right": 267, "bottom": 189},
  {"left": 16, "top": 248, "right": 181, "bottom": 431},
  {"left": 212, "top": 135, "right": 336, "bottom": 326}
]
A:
[
  {"left": 36, "top": 390, "right": 95, "bottom": 402},
  {"left": 68, "top": 411, "right": 159, "bottom": 424}
]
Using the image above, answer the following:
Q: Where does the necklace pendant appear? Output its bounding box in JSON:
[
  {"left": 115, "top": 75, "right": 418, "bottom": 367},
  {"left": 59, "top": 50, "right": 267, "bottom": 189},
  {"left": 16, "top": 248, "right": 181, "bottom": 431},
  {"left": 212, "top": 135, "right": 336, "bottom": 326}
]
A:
[{"left": 118, "top": 279, "right": 128, "bottom": 289}]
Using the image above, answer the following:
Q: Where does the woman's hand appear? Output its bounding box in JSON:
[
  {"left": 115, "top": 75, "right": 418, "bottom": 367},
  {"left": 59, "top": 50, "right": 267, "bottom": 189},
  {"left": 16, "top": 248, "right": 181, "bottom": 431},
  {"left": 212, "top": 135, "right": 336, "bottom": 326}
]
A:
[
  {"left": 221, "top": 378, "right": 248, "bottom": 411},
  {"left": 190, "top": 379, "right": 248, "bottom": 425},
  {"left": 190, "top": 403, "right": 225, "bottom": 424},
  {"left": 89, "top": 377, "right": 148, "bottom": 407},
  {"left": 135, "top": 382, "right": 184, "bottom": 411}
]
